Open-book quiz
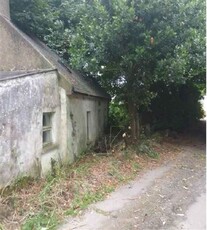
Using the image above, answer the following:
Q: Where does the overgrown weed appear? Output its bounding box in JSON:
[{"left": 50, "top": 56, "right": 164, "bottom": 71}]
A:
[
  {"left": 136, "top": 140, "right": 159, "bottom": 159},
  {"left": 0, "top": 134, "right": 177, "bottom": 230},
  {"left": 65, "top": 186, "right": 114, "bottom": 216},
  {"left": 22, "top": 210, "right": 58, "bottom": 230}
]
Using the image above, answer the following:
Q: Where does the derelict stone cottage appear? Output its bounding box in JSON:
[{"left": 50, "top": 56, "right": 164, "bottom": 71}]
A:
[{"left": 0, "top": 0, "right": 110, "bottom": 187}]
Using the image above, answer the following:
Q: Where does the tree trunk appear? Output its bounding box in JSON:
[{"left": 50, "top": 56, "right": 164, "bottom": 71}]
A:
[{"left": 128, "top": 100, "right": 140, "bottom": 140}]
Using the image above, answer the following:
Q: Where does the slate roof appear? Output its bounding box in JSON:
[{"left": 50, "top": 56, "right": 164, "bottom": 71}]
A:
[{"left": 29, "top": 37, "right": 110, "bottom": 99}]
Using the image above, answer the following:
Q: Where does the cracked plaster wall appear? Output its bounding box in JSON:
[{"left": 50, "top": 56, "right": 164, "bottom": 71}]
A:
[{"left": 0, "top": 71, "right": 61, "bottom": 187}]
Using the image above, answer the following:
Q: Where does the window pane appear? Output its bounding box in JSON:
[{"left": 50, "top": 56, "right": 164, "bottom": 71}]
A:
[
  {"left": 43, "top": 113, "right": 52, "bottom": 127},
  {"left": 43, "top": 130, "right": 51, "bottom": 144}
]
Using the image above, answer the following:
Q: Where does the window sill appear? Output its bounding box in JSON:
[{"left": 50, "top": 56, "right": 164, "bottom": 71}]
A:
[{"left": 42, "top": 143, "right": 59, "bottom": 154}]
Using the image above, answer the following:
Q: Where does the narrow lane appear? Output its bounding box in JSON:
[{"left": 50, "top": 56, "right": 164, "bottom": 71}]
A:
[{"left": 59, "top": 137, "right": 206, "bottom": 230}]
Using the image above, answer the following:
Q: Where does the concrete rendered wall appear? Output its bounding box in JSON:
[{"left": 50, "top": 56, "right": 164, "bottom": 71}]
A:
[
  {"left": 0, "top": 0, "right": 10, "bottom": 19},
  {"left": 0, "top": 16, "right": 51, "bottom": 71},
  {"left": 0, "top": 71, "right": 61, "bottom": 187},
  {"left": 67, "top": 95, "right": 108, "bottom": 160}
]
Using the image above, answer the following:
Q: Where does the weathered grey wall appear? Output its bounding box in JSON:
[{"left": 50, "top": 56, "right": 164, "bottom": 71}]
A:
[
  {"left": 67, "top": 95, "right": 108, "bottom": 159},
  {"left": 0, "top": 0, "right": 10, "bottom": 19},
  {"left": 0, "top": 71, "right": 61, "bottom": 186},
  {"left": 0, "top": 70, "right": 109, "bottom": 187},
  {"left": 0, "top": 0, "right": 110, "bottom": 186},
  {"left": 0, "top": 16, "right": 51, "bottom": 71}
]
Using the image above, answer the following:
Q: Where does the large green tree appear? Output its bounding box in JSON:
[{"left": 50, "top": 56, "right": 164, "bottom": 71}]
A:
[
  {"left": 11, "top": 0, "right": 205, "bottom": 137},
  {"left": 67, "top": 0, "right": 205, "bottom": 137}
]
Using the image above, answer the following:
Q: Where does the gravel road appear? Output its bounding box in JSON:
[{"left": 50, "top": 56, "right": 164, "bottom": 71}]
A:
[{"left": 58, "top": 135, "right": 206, "bottom": 230}]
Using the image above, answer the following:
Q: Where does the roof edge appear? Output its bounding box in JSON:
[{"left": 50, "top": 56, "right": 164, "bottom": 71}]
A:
[
  {"left": 70, "top": 87, "right": 111, "bottom": 100},
  {"left": 0, "top": 69, "right": 57, "bottom": 82}
]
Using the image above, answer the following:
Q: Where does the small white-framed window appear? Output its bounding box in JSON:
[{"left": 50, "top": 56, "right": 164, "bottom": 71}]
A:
[{"left": 43, "top": 112, "right": 53, "bottom": 146}]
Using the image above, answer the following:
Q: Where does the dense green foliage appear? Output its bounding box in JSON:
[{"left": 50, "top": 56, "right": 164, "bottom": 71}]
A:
[
  {"left": 10, "top": 0, "right": 56, "bottom": 37},
  {"left": 10, "top": 0, "right": 206, "bottom": 133},
  {"left": 108, "top": 100, "right": 129, "bottom": 128},
  {"left": 150, "top": 83, "right": 204, "bottom": 131}
]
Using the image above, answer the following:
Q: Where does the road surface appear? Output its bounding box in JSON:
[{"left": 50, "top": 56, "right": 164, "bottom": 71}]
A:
[{"left": 59, "top": 135, "right": 206, "bottom": 230}]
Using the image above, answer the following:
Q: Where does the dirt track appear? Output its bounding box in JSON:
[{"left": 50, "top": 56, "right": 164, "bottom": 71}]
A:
[{"left": 59, "top": 134, "right": 206, "bottom": 230}]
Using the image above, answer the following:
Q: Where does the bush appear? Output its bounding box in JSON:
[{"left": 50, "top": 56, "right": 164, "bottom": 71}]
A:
[{"left": 108, "top": 100, "right": 129, "bottom": 129}]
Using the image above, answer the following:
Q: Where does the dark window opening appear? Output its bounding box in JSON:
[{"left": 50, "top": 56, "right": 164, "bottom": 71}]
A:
[
  {"left": 87, "top": 111, "right": 91, "bottom": 141},
  {"left": 43, "top": 112, "right": 53, "bottom": 146}
]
